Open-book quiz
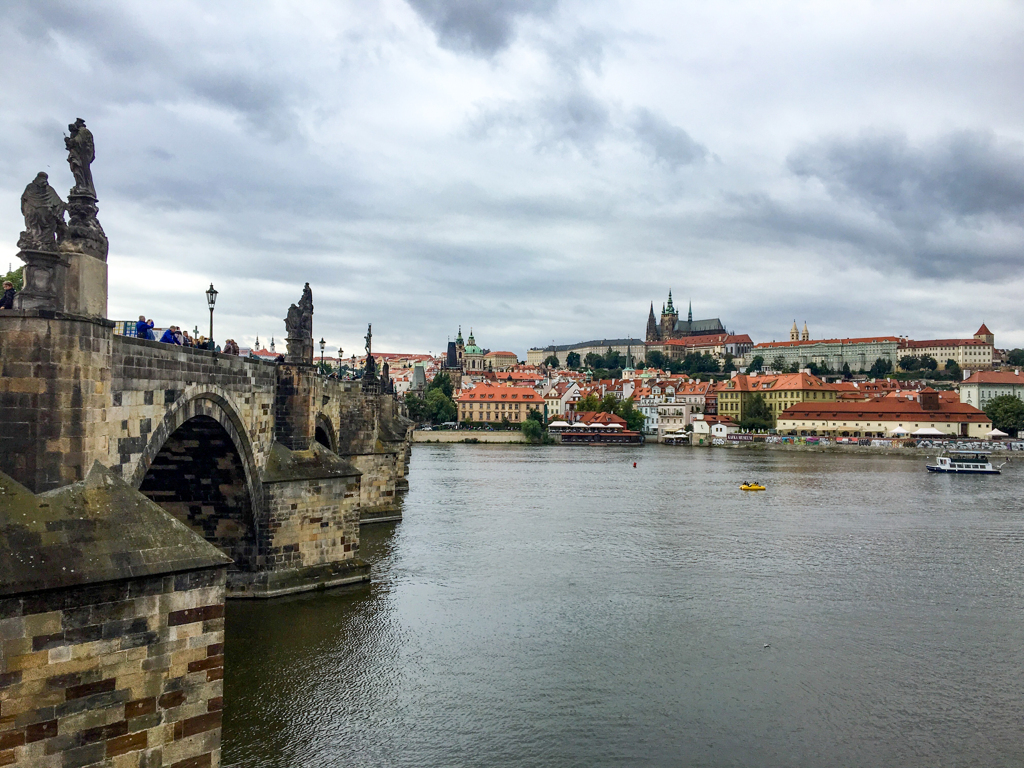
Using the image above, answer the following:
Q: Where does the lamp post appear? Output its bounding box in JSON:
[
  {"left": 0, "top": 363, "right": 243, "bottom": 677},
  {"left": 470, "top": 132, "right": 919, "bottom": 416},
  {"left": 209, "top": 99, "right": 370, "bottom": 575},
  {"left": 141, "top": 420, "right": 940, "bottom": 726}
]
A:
[
  {"left": 206, "top": 283, "right": 218, "bottom": 348},
  {"left": 319, "top": 338, "right": 326, "bottom": 371}
]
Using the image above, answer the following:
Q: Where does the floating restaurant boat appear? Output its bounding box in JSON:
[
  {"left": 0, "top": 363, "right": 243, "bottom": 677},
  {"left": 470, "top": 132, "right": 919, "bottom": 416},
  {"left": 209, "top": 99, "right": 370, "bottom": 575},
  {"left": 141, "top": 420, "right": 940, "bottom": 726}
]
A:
[
  {"left": 925, "top": 451, "right": 1003, "bottom": 474},
  {"left": 559, "top": 426, "right": 644, "bottom": 445}
]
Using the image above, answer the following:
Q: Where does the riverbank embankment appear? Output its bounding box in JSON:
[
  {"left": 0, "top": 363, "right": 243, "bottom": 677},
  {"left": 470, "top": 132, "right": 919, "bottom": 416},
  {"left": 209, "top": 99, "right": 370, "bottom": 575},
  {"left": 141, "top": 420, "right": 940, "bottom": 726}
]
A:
[{"left": 412, "top": 430, "right": 526, "bottom": 444}]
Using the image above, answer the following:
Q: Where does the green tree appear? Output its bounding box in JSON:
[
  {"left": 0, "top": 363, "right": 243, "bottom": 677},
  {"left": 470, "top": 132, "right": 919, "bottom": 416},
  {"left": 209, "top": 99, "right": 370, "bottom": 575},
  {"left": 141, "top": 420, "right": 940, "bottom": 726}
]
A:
[
  {"left": 919, "top": 355, "right": 938, "bottom": 371},
  {"left": 404, "top": 393, "right": 430, "bottom": 424},
  {"left": 722, "top": 354, "right": 736, "bottom": 373},
  {"left": 566, "top": 351, "right": 582, "bottom": 368},
  {"left": 544, "top": 354, "right": 560, "bottom": 367},
  {"left": 614, "top": 396, "right": 646, "bottom": 431},
  {"left": 575, "top": 393, "right": 601, "bottom": 413},
  {"left": 425, "top": 388, "right": 456, "bottom": 423},
  {"left": 646, "top": 350, "right": 668, "bottom": 370},
  {"left": 869, "top": 357, "right": 893, "bottom": 378},
  {"left": 985, "top": 395, "right": 1024, "bottom": 437},
  {"left": 521, "top": 419, "right": 544, "bottom": 443},
  {"left": 842, "top": 362, "right": 852, "bottom": 380},
  {"left": 1006, "top": 349, "right": 1024, "bottom": 366},
  {"left": 426, "top": 371, "right": 454, "bottom": 398},
  {"left": 899, "top": 355, "right": 920, "bottom": 371},
  {"left": 2, "top": 265, "right": 24, "bottom": 291},
  {"left": 771, "top": 355, "right": 786, "bottom": 372},
  {"left": 945, "top": 359, "right": 961, "bottom": 379},
  {"left": 604, "top": 349, "right": 624, "bottom": 369},
  {"left": 584, "top": 352, "right": 603, "bottom": 369},
  {"left": 740, "top": 393, "right": 774, "bottom": 431},
  {"left": 746, "top": 354, "right": 764, "bottom": 373},
  {"left": 527, "top": 408, "right": 545, "bottom": 425}
]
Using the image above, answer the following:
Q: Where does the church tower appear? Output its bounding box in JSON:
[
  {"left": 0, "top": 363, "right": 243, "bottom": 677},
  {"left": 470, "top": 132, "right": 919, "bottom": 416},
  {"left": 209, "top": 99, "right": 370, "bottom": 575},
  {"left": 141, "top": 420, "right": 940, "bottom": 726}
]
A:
[
  {"left": 660, "top": 290, "right": 679, "bottom": 340},
  {"left": 801, "top": 322, "right": 809, "bottom": 342},
  {"left": 790, "top": 321, "right": 799, "bottom": 342},
  {"left": 455, "top": 325, "right": 465, "bottom": 367},
  {"left": 646, "top": 302, "right": 660, "bottom": 342}
]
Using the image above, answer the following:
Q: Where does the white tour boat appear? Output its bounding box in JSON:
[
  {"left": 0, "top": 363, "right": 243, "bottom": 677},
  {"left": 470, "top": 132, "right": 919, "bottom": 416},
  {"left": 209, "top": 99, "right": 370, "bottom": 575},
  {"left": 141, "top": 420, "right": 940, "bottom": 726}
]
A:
[{"left": 926, "top": 451, "right": 1003, "bottom": 474}]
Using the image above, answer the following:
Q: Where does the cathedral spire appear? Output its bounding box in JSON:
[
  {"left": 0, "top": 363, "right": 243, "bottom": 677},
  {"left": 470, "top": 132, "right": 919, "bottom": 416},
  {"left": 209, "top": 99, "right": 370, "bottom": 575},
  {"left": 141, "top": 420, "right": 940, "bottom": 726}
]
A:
[
  {"left": 687, "top": 300, "right": 692, "bottom": 324},
  {"left": 646, "top": 302, "right": 659, "bottom": 342},
  {"left": 666, "top": 290, "right": 675, "bottom": 313}
]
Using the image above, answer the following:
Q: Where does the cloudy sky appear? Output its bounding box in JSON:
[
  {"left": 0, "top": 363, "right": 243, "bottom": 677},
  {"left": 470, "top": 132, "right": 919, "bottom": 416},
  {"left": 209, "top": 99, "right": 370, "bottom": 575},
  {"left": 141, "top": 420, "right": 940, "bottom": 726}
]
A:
[{"left": 2, "top": 1, "right": 1023, "bottom": 356}]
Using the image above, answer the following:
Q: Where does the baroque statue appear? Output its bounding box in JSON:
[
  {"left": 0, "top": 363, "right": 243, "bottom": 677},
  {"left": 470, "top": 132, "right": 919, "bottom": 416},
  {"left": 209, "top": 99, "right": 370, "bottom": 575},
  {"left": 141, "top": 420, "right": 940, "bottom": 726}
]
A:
[
  {"left": 18, "top": 172, "right": 66, "bottom": 252},
  {"left": 65, "top": 118, "right": 95, "bottom": 194},
  {"left": 284, "top": 283, "right": 315, "bottom": 363}
]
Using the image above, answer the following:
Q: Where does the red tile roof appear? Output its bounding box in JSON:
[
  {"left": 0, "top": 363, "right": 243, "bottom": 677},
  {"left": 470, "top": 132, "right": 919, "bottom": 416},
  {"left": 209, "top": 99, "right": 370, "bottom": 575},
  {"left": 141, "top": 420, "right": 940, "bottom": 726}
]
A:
[
  {"left": 961, "top": 370, "right": 1024, "bottom": 385},
  {"left": 780, "top": 399, "right": 989, "bottom": 423},
  {"left": 756, "top": 336, "right": 899, "bottom": 348},
  {"left": 899, "top": 338, "right": 989, "bottom": 349},
  {"left": 456, "top": 384, "right": 541, "bottom": 403},
  {"left": 976, "top": 323, "right": 992, "bottom": 336}
]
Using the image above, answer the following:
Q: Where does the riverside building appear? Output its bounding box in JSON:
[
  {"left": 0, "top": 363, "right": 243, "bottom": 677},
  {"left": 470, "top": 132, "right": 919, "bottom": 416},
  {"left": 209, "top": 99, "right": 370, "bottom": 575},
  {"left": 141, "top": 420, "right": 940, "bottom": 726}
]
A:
[
  {"left": 456, "top": 384, "right": 544, "bottom": 425},
  {"left": 777, "top": 388, "right": 991, "bottom": 438}
]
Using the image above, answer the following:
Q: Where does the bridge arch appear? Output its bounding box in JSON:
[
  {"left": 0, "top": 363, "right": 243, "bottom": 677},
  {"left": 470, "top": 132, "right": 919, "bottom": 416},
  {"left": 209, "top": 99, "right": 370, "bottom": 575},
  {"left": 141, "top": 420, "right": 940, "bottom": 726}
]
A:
[
  {"left": 315, "top": 412, "right": 337, "bottom": 453},
  {"left": 132, "top": 386, "right": 263, "bottom": 569}
]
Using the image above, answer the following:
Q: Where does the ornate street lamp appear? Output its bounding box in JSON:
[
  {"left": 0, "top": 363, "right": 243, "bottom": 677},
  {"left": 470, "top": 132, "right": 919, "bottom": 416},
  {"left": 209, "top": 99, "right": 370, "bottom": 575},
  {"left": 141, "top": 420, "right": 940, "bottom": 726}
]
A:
[
  {"left": 319, "top": 338, "right": 326, "bottom": 370},
  {"left": 206, "top": 283, "right": 218, "bottom": 347}
]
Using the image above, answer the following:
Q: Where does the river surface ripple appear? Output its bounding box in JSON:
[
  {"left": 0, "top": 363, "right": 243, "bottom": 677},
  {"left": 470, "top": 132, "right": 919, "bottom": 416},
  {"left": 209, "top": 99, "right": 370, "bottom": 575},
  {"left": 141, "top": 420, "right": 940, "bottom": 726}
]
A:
[{"left": 223, "top": 445, "right": 1024, "bottom": 768}]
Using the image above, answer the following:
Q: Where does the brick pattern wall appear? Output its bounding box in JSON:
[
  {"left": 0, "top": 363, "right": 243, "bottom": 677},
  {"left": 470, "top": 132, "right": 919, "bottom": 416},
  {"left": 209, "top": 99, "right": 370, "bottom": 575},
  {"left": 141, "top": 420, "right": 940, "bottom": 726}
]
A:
[
  {"left": 0, "top": 314, "right": 113, "bottom": 493},
  {"left": 139, "top": 416, "right": 257, "bottom": 571},
  {"left": 273, "top": 365, "right": 315, "bottom": 451},
  {"left": 108, "top": 336, "right": 277, "bottom": 486},
  {"left": 0, "top": 569, "right": 226, "bottom": 768},
  {"left": 263, "top": 477, "right": 361, "bottom": 569}
]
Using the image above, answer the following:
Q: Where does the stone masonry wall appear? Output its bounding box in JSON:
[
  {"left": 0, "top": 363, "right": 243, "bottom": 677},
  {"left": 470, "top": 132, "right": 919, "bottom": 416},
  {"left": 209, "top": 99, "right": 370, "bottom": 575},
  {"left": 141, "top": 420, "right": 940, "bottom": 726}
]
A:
[
  {"left": 0, "top": 312, "right": 113, "bottom": 493},
  {"left": 0, "top": 569, "right": 226, "bottom": 768},
  {"left": 262, "top": 476, "right": 361, "bottom": 570},
  {"left": 108, "top": 336, "right": 277, "bottom": 488}
]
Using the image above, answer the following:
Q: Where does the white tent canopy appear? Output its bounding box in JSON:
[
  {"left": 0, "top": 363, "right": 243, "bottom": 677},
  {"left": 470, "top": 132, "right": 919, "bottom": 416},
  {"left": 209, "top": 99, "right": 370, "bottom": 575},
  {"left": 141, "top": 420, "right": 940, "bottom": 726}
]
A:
[
  {"left": 548, "top": 421, "right": 571, "bottom": 428},
  {"left": 889, "top": 427, "right": 909, "bottom": 435},
  {"left": 605, "top": 423, "right": 624, "bottom": 429},
  {"left": 987, "top": 428, "right": 1009, "bottom": 438},
  {"left": 911, "top": 427, "right": 947, "bottom": 436}
]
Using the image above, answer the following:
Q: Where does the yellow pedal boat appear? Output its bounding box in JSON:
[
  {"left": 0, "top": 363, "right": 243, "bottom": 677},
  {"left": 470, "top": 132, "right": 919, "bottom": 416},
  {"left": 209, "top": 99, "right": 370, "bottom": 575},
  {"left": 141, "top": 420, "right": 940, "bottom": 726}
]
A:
[{"left": 740, "top": 483, "right": 766, "bottom": 491}]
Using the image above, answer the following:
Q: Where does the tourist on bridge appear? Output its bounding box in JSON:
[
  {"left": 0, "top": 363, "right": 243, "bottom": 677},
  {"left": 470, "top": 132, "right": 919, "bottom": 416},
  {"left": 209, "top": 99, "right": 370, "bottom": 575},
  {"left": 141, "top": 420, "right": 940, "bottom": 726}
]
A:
[
  {"left": 159, "top": 326, "right": 181, "bottom": 345},
  {"left": 135, "top": 315, "right": 154, "bottom": 340},
  {"left": 223, "top": 339, "right": 239, "bottom": 355},
  {"left": 0, "top": 281, "right": 15, "bottom": 310}
]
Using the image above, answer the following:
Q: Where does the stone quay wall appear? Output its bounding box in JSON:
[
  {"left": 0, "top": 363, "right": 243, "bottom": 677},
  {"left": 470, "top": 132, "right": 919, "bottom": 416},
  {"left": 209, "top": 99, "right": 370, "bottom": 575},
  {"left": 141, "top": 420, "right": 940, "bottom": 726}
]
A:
[{"left": 0, "top": 569, "right": 227, "bottom": 768}]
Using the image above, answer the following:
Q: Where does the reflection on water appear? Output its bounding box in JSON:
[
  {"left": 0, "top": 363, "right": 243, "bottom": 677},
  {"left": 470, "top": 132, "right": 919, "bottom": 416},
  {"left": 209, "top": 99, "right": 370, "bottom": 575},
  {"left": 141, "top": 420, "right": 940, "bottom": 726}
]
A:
[{"left": 224, "top": 446, "right": 1024, "bottom": 768}]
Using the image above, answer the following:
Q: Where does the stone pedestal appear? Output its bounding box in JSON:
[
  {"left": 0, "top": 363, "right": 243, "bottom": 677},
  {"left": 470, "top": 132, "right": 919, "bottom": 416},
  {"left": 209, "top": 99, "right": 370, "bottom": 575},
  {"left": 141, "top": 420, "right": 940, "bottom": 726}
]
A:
[
  {"left": 285, "top": 334, "right": 313, "bottom": 364},
  {"left": 59, "top": 189, "right": 109, "bottom": 318},
  {"left": 14, "top": 248, "right": 68, "bottom": 311},
  {"left": 63, "top": 250, "right": 108, "bottom": 317}
]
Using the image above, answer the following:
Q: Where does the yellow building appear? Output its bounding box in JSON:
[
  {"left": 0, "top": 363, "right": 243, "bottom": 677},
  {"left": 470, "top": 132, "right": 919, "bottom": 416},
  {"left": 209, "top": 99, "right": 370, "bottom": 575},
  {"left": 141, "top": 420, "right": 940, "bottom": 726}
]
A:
[
  {"left": 456, "top": 384, "right": 544, "bottom": 425},
  {"left": 715, "top": 372, "right": 835, "bottom": 423}
]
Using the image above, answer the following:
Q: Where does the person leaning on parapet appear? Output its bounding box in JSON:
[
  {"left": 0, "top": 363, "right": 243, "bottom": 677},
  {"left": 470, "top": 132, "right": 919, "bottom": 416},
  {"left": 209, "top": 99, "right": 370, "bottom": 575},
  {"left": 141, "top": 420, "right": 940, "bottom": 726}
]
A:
[
  {"left": 0, "top": 281, "right": 15, "bottom": 310},
  {"left": 159, "top": 326, "right": 181, "bottom": 345},
  {"left": 135, "top": 315, "right": 154, "bottom": 339}
]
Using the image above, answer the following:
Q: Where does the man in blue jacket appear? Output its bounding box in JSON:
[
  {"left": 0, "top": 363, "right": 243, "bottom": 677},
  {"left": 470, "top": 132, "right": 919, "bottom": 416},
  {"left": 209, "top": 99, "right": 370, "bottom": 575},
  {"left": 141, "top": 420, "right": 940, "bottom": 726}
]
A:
[
  {"left": 159, "top": 326, "right": 181, "bottom": 344},
  {"left": 135, "top": 315, "right": 154, "bottom": 339}
]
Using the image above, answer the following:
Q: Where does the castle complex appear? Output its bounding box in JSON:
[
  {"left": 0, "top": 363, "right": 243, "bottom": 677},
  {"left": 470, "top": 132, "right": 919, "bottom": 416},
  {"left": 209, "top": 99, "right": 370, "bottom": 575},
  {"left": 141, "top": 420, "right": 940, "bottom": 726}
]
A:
[{"left": 645, "top": 290, "right": 726, "bottom": 341}]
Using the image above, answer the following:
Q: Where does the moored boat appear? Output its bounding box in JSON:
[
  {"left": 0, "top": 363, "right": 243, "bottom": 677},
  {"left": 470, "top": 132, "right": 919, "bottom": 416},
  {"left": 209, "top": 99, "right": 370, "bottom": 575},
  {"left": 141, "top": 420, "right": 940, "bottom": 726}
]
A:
[{"left": 926, "top": 451, "right": 1002, "bottom": 474}]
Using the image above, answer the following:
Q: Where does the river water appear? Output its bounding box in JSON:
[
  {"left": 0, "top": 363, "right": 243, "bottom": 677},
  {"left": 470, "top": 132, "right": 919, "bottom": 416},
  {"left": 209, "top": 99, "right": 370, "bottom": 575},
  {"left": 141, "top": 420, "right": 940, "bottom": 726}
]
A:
[{"left": 223, "top": 445, "right": 1024, "bottom": 768}]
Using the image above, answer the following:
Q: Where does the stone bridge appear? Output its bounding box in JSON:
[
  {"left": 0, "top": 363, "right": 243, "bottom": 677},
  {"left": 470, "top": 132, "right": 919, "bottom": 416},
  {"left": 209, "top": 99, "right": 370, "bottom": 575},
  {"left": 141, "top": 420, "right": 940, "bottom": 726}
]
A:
[{"left": 0, "top": 309, "right": 412, "bottom": 597}]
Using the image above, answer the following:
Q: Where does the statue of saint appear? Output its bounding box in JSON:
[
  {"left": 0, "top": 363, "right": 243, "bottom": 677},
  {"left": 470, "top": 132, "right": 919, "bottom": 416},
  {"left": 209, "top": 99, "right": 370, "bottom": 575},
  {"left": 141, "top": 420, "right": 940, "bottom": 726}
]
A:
[
  {"left": 18, "top": 172, "right": 66, "bottom": 252},
  {"left": 298, "top": 282, "right": 313, "bottom": 336},
  {"left": 364, "top": 323, "right": 372, "bottom": 356},
  {"left": 64, "top": 118, "right": 95, "bottom": 194},
  {"left": 285, "top": 303, "right": 302, "bottom": 338}
]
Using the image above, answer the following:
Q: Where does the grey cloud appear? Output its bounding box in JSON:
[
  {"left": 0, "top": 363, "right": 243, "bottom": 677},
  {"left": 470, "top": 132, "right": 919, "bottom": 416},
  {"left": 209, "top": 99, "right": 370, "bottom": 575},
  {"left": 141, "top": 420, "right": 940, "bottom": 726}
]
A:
[
  {"left": 469, "top": 86, "right": 610, "bottom": 154},
  {"left": 630, "top": 108, "right": 708, "bottom": 169},
  {"left": 406, "top": 0, "right": 557, "bottom": 56},
  {"left": 787, "top": 130, "right": 1024, "bottom": 226}
]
